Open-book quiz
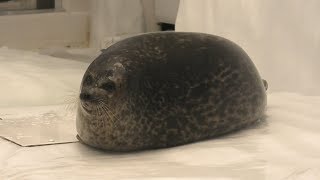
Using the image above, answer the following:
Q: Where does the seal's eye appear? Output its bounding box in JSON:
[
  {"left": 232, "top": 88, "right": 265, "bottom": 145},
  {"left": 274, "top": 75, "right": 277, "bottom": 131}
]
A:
[
  {"left": 101, "top": 82, "right": 116, "bottom": 92},
  {"left": 83, "top": 75, "right": 93, "bottom": 85}
]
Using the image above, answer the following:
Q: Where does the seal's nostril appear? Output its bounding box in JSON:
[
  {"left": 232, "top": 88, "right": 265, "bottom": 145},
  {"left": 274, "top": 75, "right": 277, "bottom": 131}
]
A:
[{"left": 80, "top": 93, "right": 92, "bottom": 101}]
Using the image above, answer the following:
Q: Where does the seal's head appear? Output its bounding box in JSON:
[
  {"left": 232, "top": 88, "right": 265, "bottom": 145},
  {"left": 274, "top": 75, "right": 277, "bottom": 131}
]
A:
[
  {"left": 79, "top": 62, "right": 127, "bottom": 116},
  {"left": 76, "top": 57, "right": 139, "bottom": 151}
]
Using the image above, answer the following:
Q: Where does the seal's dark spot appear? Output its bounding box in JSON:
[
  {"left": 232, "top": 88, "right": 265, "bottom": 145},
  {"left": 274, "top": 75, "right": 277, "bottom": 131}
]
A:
[
  {"left": 101, "top": 81, "right": 116, "bottom": 92},
  {"left": 189, "top": 83, "right": 208, "bottom": 97},
  {"left": 106, "top": 70, "right": 114, "bottom": 77}
]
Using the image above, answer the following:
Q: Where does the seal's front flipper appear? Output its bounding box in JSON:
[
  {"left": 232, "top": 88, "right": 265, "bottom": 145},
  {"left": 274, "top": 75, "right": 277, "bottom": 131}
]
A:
[
  {"left": 76, "top": 134, "right": 84, "bottom": 144},
  {"left": 262, "top": 79, "right": 268, "bottom": 91}
]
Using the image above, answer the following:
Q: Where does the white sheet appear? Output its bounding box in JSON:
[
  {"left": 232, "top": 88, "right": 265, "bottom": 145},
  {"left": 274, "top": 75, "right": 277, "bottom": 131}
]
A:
[
  {"left": 1, "top": 92, "right": 320, "bottom": 179},
  {"left": 0, "top": 47, "right": 320, "bottom": 179}
]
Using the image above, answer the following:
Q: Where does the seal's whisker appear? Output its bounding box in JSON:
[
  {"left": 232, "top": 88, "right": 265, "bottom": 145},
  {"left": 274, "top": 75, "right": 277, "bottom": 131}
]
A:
[
  {"left": 100, "top": 104, "right": 117, "bottom": 128},
  {"left": 99, "top": 104, "right": 111, "bottom": 118},
  {"left": 63, "top": 90, "right": 79, "bottom": 102},
  {"left": 99, "top": 100, "right": 119, "bottom": 124},
  {"left": 94, "top": 108, "right": 100, "bottom": 117},
  {"left": 99, "top": 105, "right": 103, "bottom": 116},
  {"left": 99, "top": 100, "right": 115, "bottom": 116},
  {"left": 67, "top": 98, "right": 79, "bottom": 110},
  {"left": 101, "top": 102, "right": 117, "bottom": 120},
  {"left": 95, "top": 104, "right": 101, "bottom": 115},
  {"left": 97, "top": 104, "right": 107, "bottom": 128},
  {"left": 97, "top": 101, "right": 112, "bottom": 117},
  {"left": 63, "top": 91, "right": 80, "bottom": 115}
]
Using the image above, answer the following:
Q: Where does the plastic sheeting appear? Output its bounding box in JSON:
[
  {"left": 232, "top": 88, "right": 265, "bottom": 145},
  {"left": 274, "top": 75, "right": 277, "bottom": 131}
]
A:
[
  {"left": 0, "top": 46, "right": 320, "bottom": 179},
  {"left": 1, "top": 92, "right": 320, "bottom": 179},
  {"left": 176, "top": 0, "right": 320, "bottom": 96}
]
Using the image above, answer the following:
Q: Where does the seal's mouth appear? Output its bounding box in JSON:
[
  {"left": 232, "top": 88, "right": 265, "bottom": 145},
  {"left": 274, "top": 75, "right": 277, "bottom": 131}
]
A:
[
  {"left": 80, "top": 101, "right": 93, "bottom": 114},
  {"left": 79, "top": 92, "right": 96, "bottom": 114}
]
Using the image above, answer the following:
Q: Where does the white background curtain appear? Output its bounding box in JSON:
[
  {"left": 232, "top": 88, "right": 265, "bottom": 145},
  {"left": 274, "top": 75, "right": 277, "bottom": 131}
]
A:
[
  {"left": 176, "top": 0, "right": 320, "bottom": 95},
  {"left": 90, "top": 0, "right": 158, "bottom": 49},
  {"left": 90, "top": 0, "right": 146, "bottom": 48}
]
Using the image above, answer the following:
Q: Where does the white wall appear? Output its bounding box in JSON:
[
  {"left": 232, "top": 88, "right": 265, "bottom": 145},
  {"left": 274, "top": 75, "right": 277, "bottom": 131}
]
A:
[
  {"left": 0, "top": 0, "right": 180, "bottom": 50},
  {"left": 62, "top": 0, "right": 89, "bottom": 12},
  {"left": 0, "top": 0, "right": 89, "bottom": 50}
]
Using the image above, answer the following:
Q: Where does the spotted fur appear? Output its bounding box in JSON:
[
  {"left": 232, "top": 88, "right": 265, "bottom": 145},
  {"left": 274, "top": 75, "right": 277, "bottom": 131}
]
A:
[{"left": 76, "top": 32, "right": 267, "bottom": 151}]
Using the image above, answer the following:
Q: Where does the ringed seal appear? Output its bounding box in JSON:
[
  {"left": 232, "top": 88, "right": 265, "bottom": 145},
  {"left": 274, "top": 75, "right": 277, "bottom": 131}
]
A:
[{"left": 76, "top": 32, "right": 267, "bottom": 151}]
